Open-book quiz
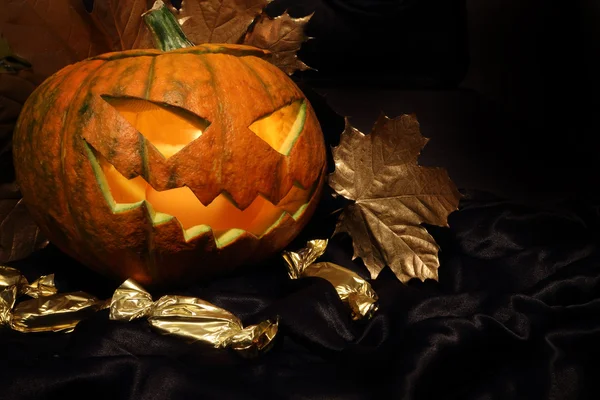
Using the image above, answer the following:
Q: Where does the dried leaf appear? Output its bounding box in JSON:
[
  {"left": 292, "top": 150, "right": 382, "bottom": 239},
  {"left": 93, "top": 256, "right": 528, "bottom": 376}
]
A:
[
  {"left": 243, "top": 12, "right": 312, "bottom": 75},
  {"left": 0, "top": 0, "right": 106, "bottom": 84},
  {"left": 0, "top": 36, "right": 31, "bottom": 74},
  {"left": 166, "top": 0, "right": 271, "bottom": 44},
  {"left": 0, "top": 196, "right": 48, "bottom": 263},
  {"left": 88, "top": 0, "right": 155, "bottom": 51},
  {"left": 329, "top": 114, "right": 461, "bottom": 283}
]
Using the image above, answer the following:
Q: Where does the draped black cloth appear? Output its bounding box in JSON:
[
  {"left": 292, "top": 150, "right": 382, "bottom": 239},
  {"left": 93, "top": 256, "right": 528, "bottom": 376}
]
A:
[
  {"left": 3, "top": 187, "right": 600, "bottom": 399},
  {"left": 2, "top": 85, "right": 599, "bottom": 398}
]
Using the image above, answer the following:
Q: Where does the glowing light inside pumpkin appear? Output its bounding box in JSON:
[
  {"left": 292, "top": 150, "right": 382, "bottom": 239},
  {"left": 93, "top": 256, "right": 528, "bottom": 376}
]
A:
[
  {"left": 102, "top": 96, "right": 210, "bottom": 158},
  {"left": 100, "top": 159, "right": 310, "bottom": 235},
  {"left": 95, "top": 97, "right": 313, "bottom": 237},
  {"left": 249, "top": 100, "right": 306, "bottom": 155}
]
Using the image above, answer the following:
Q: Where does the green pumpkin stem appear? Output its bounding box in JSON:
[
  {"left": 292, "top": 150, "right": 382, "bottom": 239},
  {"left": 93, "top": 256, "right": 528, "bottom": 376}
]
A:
[{"left": 142, "top": 1, "right": 195, "bottom": 51}]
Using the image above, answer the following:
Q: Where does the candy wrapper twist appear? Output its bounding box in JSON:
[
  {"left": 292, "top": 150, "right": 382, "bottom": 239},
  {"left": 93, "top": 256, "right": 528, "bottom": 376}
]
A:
[
  {"left": 282, "top": 239, "right": 379, "bottom": 320},
  {"left": 0, "top": 266, "right": 277, "bottom": 356},
  {"left": 0, "top": 266, "right": 107, "bottom": 332},
  {"left": 109, "top": 279, "right": 278, "bottom": 357}
]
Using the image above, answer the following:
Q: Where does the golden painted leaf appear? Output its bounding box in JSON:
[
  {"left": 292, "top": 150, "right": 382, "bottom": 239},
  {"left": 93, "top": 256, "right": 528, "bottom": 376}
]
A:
[
  {"left": 329, "top": 114, "right": 461, "bottom": 283},
  {"left": 242, "top": 12, "right": 312, "bottom": 75},
  {"left": 88, "top": 0, "right": 155, "bottom": 51},
  {"left": 166, "top": 0, "right": 271, "bottom": 44},
  {"left": 0, "top": 0, "right": 106, "bottom": 84},
  {"left": 0, "top": 183, "right": 48, "bottom": 263}
]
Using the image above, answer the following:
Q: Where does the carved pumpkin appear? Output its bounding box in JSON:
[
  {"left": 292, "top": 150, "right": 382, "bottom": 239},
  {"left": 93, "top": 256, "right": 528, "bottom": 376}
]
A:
[{"left": 11, "top": 7, "right": 326, "bottom": 288}]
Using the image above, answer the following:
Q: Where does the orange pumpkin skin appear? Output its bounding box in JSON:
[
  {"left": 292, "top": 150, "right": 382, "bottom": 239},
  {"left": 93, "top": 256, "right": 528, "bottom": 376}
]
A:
[{"left": 12, "top": 44, "right": 326, "bottom": 288}]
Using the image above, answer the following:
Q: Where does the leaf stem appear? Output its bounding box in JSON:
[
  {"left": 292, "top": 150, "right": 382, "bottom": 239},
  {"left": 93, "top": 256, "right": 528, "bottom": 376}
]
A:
[{"left": 142, "top": 0, "right": 195, "bottom": 51}]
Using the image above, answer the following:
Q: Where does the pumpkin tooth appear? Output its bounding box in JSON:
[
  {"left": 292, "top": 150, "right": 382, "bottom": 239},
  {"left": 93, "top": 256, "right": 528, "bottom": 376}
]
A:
[{"left": 85, "top": 140, "right": 312, "bottom": 242}]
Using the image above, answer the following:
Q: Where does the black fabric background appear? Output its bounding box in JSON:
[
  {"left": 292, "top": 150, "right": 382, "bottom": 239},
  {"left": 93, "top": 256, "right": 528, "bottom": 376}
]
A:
[
  {"left": 2, "top": 84, "right": 600, "bottom": 399},
  {"left": 3, "top": 1, "right": 600, "bottom": 399}
]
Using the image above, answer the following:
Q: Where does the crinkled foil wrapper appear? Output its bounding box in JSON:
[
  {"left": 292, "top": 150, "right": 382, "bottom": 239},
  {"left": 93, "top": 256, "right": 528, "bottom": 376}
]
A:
[
  {"left": 109, "top": 279, "right": 278, "bottom": 357},
  {"left": 1, "top": 266, "right": 277, "bottom": 355},
  {"left": 0, "top": 266, "right": 107, "bottom": 332},
  {"left": 282, "top": 240, "right": 379, "bottom": 320}
]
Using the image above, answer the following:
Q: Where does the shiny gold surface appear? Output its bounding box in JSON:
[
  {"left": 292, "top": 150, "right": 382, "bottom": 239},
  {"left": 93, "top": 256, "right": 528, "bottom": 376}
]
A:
[
  {"left": 110, "top": 279, "right": 278, "bottom": 355},
  {"left": 0, "top": 268, "right": 277, "bottom": 354},
  {"left": 0, "top": 266, "right": 27, "bottom": 290},
  {"left": 0, "top": 267, "right": 106, "bottom": 332},
  {"left": 328, "top": 114, "right": 461, "bottom": 283},
  {"left": 11, "top": 292, "right": 107, "bottom": 333},
  {"left": 283, "top": 240, "right": 379, "bottom": 320}
]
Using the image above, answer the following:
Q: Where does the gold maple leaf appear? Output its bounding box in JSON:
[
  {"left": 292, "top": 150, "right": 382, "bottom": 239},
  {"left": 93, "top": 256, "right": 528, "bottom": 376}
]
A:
[
  {"left": 328, "top": 114, "right": 461, "bottom": 283},
  {"left": 166, "top": 0, "right": 270, "bottom": 44},
  {"left": 0, "top": 0, "right": 106, "bottom": 84},
  {"left": 168, "top": 0, "right": 312, "bottom": 74},
  {"left": 242, "top": 12, "right": 313, "bottom": 75},
  {"left": 88, "top": 0, "right": 156, "bottom": 51},
  {"left": 0, "top": 182, "right": 48, "bottom": 263}
]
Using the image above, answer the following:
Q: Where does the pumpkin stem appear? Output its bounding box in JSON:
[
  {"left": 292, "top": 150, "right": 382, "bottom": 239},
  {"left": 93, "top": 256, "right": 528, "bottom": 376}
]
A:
[{"left": 142, "top": 1, "right": 195, "bottom": 51}]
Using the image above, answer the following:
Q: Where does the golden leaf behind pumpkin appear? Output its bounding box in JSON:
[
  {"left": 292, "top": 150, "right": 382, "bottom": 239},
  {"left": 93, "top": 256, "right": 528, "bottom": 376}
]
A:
[
  {"left": 329, "top": 114, "right": 461, "bottom": 283},
  {"left": 169, "top": 0, "right": 312, "bottom": 74},
  {"left": 166, "top": 0, "right": 270, "bottom": 44},
  {"left": 242, "top": 12, "right": 313, "bottom": 75},
  {"left": 0, "top": 183, "right": 48, "bottom": 263},
  {"left": 88, "top": 0, "right": 156, "bottom": 51},
  {"left": 0, "top": 0, "right": 105, "bottom": 84}
]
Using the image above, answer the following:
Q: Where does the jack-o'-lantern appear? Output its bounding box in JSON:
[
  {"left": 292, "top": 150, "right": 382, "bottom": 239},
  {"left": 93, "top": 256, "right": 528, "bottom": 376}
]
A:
[{"left": 11, "top": 6, "right": 326, "bottom": 288}]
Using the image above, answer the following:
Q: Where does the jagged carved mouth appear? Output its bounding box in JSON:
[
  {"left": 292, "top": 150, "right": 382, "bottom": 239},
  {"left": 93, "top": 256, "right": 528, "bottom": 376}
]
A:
[
  {"left": 85, "top": 142, "right": 317, "bottom": 242},
  {"left": 82, "top": 96, "right": 318, "bottom": 244}
]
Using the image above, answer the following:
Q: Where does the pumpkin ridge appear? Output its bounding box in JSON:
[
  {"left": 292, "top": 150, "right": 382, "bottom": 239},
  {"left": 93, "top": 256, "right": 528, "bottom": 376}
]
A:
[
  {"left": 201, "top": 53, "right": 286, "bottom": 209},
  {"left": 235, "top": 56, "right": 316, "bottom": 203},
  {"left": 238, "top": 57, "right": 276, "bottom": 106},
  {"left": 12, "top": 64, "right": 77, "bottom": 249},
  {"left": 237, "top": 56, "right": 288, "bottom": 202},
  {"left": 237, "top": 56, "right": 286, "bottom": 205},
  {"left": 59, "top": 60, "right": 108, "bottom": 251},
  {"left": 196, "top": 53, "right": 224, "bottom": 202},
  {"left": 136, "top": 56, "right": 155, "bottom": 183},
  {"left": 143, "top": 56, "right": 157, "bottom": 100},
  {"left": 138, "top": 129, "right": 151, "bottom": 183},
  {"left": 289, "top": 101, "right": 326, "bottom": 192}
]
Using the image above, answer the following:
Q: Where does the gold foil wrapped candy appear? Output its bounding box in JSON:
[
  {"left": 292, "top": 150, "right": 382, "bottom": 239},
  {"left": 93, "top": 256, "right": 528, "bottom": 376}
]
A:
[
  {"left": 282, "top": 239, "right": 379, "bottom": 320},
  {"left": 0, "top": 266, "right": 277, "bottom": 355},
  {"left": 109, "top": 279, "right": 278, "bottom": 357},
  {"left": 0, "top": 266, "right": 107, "bottom": 332},
  {"left": 2, "top": 241, "right": 371, "bottom": 351}
]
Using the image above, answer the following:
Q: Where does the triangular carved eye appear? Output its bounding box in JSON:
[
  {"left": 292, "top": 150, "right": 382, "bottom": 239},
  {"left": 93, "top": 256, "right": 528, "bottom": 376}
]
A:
[
  {"left": 249, "top": 99, "right": 306, "bottom": 155},
  {"left": 102, "top": 96, "right": 210, "bottom": 159}
]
